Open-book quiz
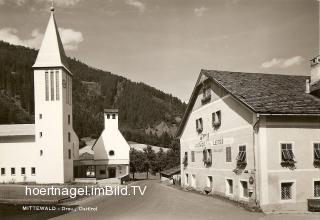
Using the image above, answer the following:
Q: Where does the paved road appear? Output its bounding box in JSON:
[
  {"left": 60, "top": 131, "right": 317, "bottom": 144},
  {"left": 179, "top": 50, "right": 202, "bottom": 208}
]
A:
[{"left": 51, "top": 180, "right": 319, "bottom": 220}]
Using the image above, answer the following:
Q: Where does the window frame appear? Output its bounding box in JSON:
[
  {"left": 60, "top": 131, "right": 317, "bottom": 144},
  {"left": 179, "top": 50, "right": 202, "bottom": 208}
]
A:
[
  {"left": 31, "top": 167, "right": 36, "bottom": 176},
  {"left": 185, "top": 173, "right": 189, "bottom": 185},
  {"left": 237, "top": 145, "right": 247, "bottom": 163},
  {"left": 225, "top": 178, "right": 234, "bottom": 196},
  {"left": 195, "top": 118, "right": 203, "bottom": 133},
  {"left": 313, "top": 178, "right": 320, "bottom": 198},
  {"left": 207, "top": 176, "right": 213, "bottom": 188},
  {"left": 191, "top": 174, "right": 196, "bottom": 188},
  {"left": 239, "top": 179, "right": 249, "bottom": 200},
  {"left": 279, "top": 180, "right": 296, "bottom": 202},
  {"left": 11, "top": 167, "right": 15, "bottom": 176},
  {"left": 21, "top": 167, "right": 26, "bottom": 176},
  {"left": 226, "top": 146, "right": 232, "bottom": 163},
  {"left": 191, "top": 151, "right": 195, "bottom": 162},
  {"left": 313, "top": 142, "right": 320, "bottom": 160},
  {"left": 279, "top": 142, "right": 295, "bottom": 163},
  {"left": 212, "top": 110, "right": 221, "bottom": 128},
  {"left": 1, "top": 168, "right": 5, "bottom": 176}
]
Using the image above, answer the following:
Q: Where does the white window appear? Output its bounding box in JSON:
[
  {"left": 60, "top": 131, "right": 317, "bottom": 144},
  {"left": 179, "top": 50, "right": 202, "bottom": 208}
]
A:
[
  {"left": 203, "top": 149, "right": 212, "bottom": 166},
  {"left": 31, "top": 167, "right": 36, "bottom": 175},
  {"left": 314, "top": 143, "right": 320, "bottom": 160},
  {"left": 191, "top": 174, "right": 196, "bottom": 188},
  {"left": 212, "top": 111, "right": 221, "bottom": 128},
  {"left": 1, "top": 168, "right": 5, "bottom": 176},
  {"left": 196, "top": 118, "right": 203, "bottom": 133},
  {"left": 45, "top": 72, "right": 49, "bottom": 101},
  {"left": 314, "top": 181, "right": 320, "bottom": 198},
  {"left": 226, "top": 147, "right": 232, "bottom": 162},
  {"left": 191, "top": 151, "right": 195, "bottom": 162},
  {"left": 281, "top": 143, "right": 294, "bottom": 162},
  {"left": 226, "top": 179, "right": 233, "bottom": 195},
  {"left": 55, "top": 71, "right": 60, "bottom": 100},
  {"left": 185, "top": 173, "right": 189, "bottom": 185},
  {"left": 39, "top": 132, "right": 42, "bottom": 138},
  {"left": 236, "top": 145, "right": 246, "bottom": 164},
  {"left": 207, "top": 176, "right": 213, "bottom": 188},
  {"left": 281, "top": 182, "right": 294, "bottom": 200},
  {"left": 50, "top": 71, "right": 54, "bottom": 101},
  {"left": 240, "top": 180, "right": 249, "bottom": 199},
  {"left": 11, "top": 168, "right": 15, "bottom": 176},
  {"left": 21, "top": 167, "right": 26, "bottom": 176}
]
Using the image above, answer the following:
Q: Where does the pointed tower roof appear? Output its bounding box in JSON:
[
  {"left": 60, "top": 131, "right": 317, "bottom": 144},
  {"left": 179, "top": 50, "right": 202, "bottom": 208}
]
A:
[{"left": 33, "top": 6, "right": 71, "bottom": 74}]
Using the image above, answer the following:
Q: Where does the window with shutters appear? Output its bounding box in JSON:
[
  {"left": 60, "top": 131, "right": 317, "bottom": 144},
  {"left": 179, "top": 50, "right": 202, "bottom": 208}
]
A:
[
  {"left": 280, "top": 143, "right": 296, "bottom": 168},
  {"left": 203, "top": 149, "right": 212, "bottom": 167},
  {"left": 196, "top": 118, "right": 203, "bottom": 133},
  {"left": 191, "top": 151, "right": 195, "bottom": 162},
  {"left": 226, "top": 147, "right": 232, "bottom": 162},
  {"left": 236, "top": 145, "right": 247, "bottom": 169},
  {"left": 212, "top": 111, "right": 221, "bottom": 128}
]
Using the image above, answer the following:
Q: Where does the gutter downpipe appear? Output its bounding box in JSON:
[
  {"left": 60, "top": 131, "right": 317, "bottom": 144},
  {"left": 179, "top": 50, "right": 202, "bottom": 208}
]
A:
[{"left": 252, "top": 113, "right": 260, "bottom": 207}]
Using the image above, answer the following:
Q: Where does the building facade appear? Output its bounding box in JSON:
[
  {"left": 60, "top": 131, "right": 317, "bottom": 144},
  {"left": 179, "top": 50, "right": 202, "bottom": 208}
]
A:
[
  {"left": 177, "top": 63, "right": 320, "bottom": 212},
  {"left": 74, "top": 109, "right": 130, "bottom": 182},
  {"left": 0, "top": 6, "right": 79, "bottom": 184}
]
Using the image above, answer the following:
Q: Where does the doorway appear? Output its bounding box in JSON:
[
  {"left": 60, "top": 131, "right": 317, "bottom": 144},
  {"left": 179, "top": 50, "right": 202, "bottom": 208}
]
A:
[{"left": 108, "top": 167, "right": 116, "bottom": 178}]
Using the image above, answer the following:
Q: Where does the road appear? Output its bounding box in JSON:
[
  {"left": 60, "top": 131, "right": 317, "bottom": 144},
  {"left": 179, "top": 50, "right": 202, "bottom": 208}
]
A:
[{"left": 50, "top": 180, "right": 319, "bottom": 220}]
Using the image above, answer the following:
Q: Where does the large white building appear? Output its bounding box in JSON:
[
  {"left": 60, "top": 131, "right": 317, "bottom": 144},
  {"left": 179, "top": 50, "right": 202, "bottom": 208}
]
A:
[{"left": 0, "top": 6, "right": 79, "bottom": 184}]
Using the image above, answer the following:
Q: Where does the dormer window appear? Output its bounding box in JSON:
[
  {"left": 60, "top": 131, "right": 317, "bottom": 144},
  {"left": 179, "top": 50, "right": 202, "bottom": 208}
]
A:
[
  {"left": 201, "top": 86, "right": 211, "bottom": 104},
  {"left": 196, "top": 118, "right": 203, "bottom": 133},
  {"left": 212, "top": 111, "right": 221, "bottom": 129}
]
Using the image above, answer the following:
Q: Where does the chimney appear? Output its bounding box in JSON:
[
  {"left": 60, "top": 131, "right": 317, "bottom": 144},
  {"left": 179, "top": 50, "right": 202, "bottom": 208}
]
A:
[{"left": 104, "top": 109, "right": 119, "bottom": 130}]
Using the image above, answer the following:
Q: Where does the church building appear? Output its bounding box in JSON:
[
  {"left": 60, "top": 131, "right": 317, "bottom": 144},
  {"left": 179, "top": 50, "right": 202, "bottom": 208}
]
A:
[{"left": 0, "top": 5, "right": 79, "bottom": 184}]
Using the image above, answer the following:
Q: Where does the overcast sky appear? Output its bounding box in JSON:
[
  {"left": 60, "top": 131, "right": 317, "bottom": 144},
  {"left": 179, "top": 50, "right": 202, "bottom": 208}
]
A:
[{"left": 0, "top": 0, "right": 318, "bottom": 102}]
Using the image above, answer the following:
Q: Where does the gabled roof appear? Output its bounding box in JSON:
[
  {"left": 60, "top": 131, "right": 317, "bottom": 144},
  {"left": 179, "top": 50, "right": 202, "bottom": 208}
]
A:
[
  {"left": 0, "top": 124, "right": 35, "bottom": 136},
  {"left": 176, "top": 69, "right": 320, "bottom": 138},
  {"left": 33, "top": 10, "right": 71, "bottom": 74},
  {"left": 160, "top": 166, "right": 180, "bottom": 177}
]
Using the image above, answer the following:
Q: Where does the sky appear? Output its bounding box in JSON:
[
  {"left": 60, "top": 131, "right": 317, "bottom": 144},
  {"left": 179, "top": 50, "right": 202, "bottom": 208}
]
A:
[{"left": 0, "top": 0, "right": 319, "bottom": 102}]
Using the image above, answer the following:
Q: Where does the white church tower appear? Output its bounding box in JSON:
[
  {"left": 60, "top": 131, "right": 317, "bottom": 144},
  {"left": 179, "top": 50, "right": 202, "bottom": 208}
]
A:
[{"left": 32, "top": 5, "right": 79, "bottom": 183}]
